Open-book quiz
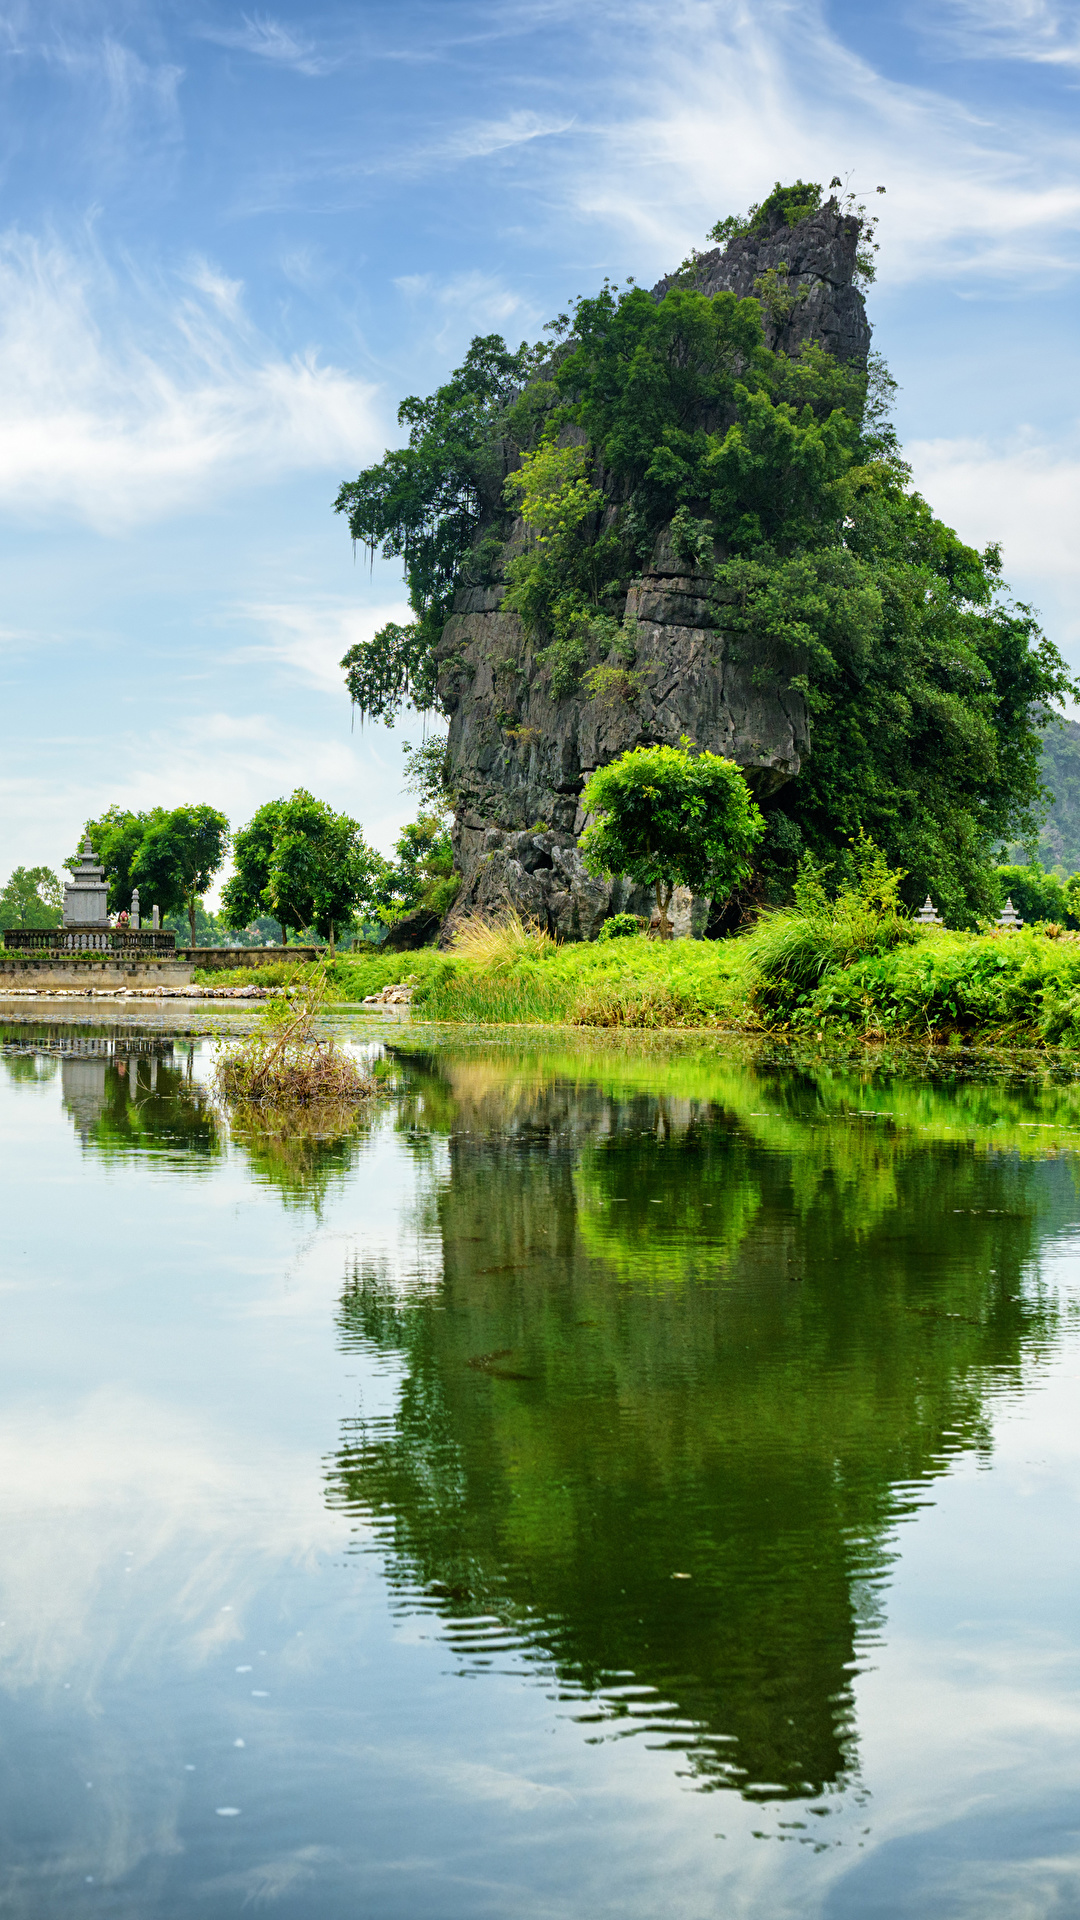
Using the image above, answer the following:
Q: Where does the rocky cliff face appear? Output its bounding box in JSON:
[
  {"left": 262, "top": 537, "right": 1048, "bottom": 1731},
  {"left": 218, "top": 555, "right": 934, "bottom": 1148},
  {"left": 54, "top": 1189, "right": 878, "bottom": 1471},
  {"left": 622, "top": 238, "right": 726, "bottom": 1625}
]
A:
[
  {"left": 438, "top": 204, "right": 869, "bottom": 942},
  {"left": 652, "top": 200, "right": 870, "bottom": 366}
]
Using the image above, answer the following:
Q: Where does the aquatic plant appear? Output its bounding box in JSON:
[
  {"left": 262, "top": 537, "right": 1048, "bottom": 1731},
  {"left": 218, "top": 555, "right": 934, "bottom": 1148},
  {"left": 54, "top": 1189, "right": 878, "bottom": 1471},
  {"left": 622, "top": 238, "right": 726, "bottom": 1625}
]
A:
[{"left": 214, "top": 965, "right": 374, "bottom": 1108}]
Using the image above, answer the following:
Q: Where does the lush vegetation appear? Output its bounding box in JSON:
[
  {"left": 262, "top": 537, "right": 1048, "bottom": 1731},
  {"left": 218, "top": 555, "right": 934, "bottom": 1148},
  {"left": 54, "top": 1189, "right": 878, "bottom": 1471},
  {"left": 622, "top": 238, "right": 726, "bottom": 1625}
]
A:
[
  {"left": 580, "top": 743, "right": 763, "bottom": 934},
  {"left": 214, "top": 965, "right": 374, "bottom": 1112},
  {"left": 72, "top": 803, "right": 228, "bottom": 945},
  {"left": 0, "top": 865, "right": 63, "bottom": 930},
  {"left": 191, "top": 849, "right": 1080, "bottom": 1049},
  {"left": 335, "top": 184, "right": 1074, "bottom": 923},
  {"left": 223, "top": 789, "right": 383, "bottom": 949}
]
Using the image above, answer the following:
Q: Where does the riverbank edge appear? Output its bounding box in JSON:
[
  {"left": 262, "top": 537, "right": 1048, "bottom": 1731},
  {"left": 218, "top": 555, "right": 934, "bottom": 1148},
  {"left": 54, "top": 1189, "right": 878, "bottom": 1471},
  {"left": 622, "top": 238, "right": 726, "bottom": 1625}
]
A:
[{"left": 182, "top": 923, "right": 1080, "bottom": 1059}]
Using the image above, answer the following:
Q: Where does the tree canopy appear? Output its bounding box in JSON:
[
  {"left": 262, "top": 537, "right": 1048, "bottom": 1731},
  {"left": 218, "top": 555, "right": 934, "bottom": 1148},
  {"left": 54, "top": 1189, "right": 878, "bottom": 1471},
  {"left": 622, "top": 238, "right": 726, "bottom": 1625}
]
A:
[
  {"left": 580, "top": 744, "right": 764, "bottom": 935},
  {"left": 70, "top": 807, "right": 149, "bottom": 914},
  {"left": 334, "top": 192, "right": 1075, "bottom": 919},
  {"left": 222, "top": 791, "right": 383, "bottom": 947},
  {"left": 72, "top": 804, "right": 229, "bottom": 943},
  {"left": 0, "top": 866, "right": 63, "bottom": 930},
  {"left": 131, "top": 805, "right": 230, "bottom": 949}
]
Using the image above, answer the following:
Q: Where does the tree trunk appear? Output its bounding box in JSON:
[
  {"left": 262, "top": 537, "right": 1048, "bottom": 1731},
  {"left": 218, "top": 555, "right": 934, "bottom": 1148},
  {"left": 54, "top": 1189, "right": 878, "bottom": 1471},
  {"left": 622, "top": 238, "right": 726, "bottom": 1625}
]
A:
[
  {"left": 655, "top": 879, "right": 674, "bottom": 940},
  {"left": 188, "top": 897, "right": 197, "bottom": 952}
]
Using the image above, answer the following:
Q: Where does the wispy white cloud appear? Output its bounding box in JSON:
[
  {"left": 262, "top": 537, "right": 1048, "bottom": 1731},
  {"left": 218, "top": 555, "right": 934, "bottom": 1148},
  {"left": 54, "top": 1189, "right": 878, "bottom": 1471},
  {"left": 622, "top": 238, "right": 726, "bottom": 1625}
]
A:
[
  {"left": 915, "top": 0, "right": 1080, "bottom": 65},
  {"left": 37, "top": 28, "right": 184, "bottom": 164},
  {"left": 235, "top": 598, "right": 413, "bottom": 695},
  {"left": 197, "top": 12, "right": 334, "bottom": 77},
  {"left": 0, "top": 228, "right": 384, "bottom": 530},
  {"left": 908, "top": 432, "right": 1080, "bottom": 588},
  {"left": 521, "top": 0, "right": 1080, "bottom": 291},
  {"left": 393, "top": 268, "right": 537, "bottom": 350},
  {"left": 907, "top": 431, "right": 1080, "bottom": 672},
  {"left": 435, "top": 108, "right": 575, "bottom": 164}
]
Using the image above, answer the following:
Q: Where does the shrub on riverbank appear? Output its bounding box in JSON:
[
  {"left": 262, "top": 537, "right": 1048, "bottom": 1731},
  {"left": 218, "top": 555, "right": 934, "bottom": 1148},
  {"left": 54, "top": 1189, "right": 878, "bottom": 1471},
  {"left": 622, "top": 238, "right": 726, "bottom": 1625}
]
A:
[{"left": 788, "top": 928, "right": 1080, "bottom": 1044}]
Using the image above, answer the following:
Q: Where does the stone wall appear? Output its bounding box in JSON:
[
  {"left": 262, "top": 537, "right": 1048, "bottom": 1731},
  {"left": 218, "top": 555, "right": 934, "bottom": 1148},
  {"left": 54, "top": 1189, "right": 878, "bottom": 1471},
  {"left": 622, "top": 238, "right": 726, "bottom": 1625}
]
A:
[
  {"left": 0, "top": 956, "right": 193, "bottom": 990},
  {"left": 182, "top": 946, "right": 325, "bottom": 970}
]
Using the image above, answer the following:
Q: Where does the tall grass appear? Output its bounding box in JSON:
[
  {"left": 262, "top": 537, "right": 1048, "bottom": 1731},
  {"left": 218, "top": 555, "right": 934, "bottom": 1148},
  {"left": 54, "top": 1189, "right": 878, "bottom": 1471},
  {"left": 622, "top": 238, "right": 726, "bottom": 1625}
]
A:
[
  {"left": 450, "top": 909, "right": 556, "bottom": 967},
  {"left": 741, "top": 839, "right": 917, "bottom": 1020}
]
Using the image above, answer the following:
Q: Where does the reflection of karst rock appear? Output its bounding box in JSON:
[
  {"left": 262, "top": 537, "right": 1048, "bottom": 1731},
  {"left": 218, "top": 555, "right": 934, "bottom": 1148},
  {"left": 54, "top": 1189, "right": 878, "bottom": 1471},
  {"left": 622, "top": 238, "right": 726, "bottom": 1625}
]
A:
[
  {"left": 439, "top": 203, "right": 870, "bottom": 938},
  {"left": 330, "top": 1050, "right": 1057, "bottom": 1799}
]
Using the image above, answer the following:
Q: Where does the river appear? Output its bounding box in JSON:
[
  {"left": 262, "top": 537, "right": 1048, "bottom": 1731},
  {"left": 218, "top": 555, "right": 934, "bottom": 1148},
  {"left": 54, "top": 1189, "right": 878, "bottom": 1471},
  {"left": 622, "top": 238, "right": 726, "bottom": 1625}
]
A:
[{"left": 2, "top": 1013, "right": 1079, "bottom": 1918}]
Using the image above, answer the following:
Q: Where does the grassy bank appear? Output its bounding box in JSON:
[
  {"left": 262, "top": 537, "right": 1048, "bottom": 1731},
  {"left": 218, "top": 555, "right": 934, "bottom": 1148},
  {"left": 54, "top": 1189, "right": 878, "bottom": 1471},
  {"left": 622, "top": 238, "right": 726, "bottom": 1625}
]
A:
[
  {"left": 194, "top": 932, "right": 743, "bottom": 1026},
  {"left": 193, "top": 913, "right": 1080, "bottom": 1050}
]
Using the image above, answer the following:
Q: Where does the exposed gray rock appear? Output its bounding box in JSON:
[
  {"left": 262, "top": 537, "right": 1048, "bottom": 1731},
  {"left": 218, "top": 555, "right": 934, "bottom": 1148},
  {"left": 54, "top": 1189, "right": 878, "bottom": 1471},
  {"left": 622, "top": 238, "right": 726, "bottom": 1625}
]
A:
[
  {"left": 651, "top": 199, "right": 870, "bottom": 367},
  {"left": 447, "top": 824, "right": 655, "bottom": 943},
  {"left": 382, "top": 905, "right": 442, "bottom": 951}
]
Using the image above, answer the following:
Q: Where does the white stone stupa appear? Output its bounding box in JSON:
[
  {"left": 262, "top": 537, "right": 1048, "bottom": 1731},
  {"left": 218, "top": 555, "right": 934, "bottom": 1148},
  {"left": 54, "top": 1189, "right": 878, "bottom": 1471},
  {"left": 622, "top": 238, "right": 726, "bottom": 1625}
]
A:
[{"left": 63, "top": 838, "right": 109, "bottom": 926}]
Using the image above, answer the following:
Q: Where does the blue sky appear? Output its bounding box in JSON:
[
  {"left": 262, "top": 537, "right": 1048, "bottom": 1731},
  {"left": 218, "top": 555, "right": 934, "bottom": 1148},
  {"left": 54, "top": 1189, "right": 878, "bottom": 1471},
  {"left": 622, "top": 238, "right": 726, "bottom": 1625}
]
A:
[{"left": 2, "top": 0, "right": 1080, "bottom": 890}]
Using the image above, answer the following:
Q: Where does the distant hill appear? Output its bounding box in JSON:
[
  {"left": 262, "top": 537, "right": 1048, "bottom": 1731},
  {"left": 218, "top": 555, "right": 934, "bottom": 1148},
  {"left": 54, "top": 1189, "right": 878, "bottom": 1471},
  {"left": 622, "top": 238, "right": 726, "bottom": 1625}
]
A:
[{"left": 1034, "top": 717, "right": 1080, "bottom": 874}]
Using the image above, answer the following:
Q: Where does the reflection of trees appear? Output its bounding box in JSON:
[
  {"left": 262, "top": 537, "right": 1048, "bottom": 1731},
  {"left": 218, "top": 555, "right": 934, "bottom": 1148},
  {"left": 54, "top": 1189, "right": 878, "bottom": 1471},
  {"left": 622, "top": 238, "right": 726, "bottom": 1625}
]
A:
[
  {"left": 227, "top": 1110, "right": 370, "bottom": 1213},
  {"left": 61, "top": 1049, "right": 220, "bottom": 1161},
  {"left": 1, "top": 1021, "right": 382, "bottom": 1207},
  {"left": 329, "top": 1048, "right": 1065, "bottom": 1803}
]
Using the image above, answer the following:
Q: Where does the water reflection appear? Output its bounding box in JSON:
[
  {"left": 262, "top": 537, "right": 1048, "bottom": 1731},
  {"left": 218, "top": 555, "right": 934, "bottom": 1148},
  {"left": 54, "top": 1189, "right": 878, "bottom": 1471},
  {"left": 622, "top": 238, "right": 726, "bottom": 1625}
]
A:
[
  {"left": 329, "top": 1047, "right": 1071, "bottom": 1803},
  {"left": 0, "top": 1023, "right": 381, "bottom": 1203}
]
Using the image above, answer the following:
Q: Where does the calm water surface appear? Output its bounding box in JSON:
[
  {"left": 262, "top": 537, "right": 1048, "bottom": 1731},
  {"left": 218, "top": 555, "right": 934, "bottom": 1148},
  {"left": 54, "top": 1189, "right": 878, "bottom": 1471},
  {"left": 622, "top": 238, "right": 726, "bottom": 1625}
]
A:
[{"left": 3, "top": 1016, "right": 1080, "bottom": 1918}]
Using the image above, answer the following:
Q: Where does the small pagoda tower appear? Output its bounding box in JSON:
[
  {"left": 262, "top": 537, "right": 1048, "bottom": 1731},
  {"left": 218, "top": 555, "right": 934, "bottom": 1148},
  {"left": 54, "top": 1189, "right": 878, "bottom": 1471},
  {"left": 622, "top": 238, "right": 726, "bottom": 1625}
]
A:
[
  {"left": 997, "top": 897, "right": 1023, "bottom": 930},
  {"left": 63, "top": 839, "right": 109, "bottom": 926},
  {"left": 914, "top": 895, "right": 943, "bottom": 926}
]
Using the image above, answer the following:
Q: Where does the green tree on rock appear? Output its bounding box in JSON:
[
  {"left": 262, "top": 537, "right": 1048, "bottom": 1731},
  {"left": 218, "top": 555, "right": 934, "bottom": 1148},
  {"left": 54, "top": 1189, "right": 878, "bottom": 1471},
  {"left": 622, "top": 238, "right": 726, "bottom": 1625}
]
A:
[
  {"left": 579, "top": 744, "right": 765, "bottom": 937},
  {"left": 130, "top": 805, "right": 230, "bottom": 950}
]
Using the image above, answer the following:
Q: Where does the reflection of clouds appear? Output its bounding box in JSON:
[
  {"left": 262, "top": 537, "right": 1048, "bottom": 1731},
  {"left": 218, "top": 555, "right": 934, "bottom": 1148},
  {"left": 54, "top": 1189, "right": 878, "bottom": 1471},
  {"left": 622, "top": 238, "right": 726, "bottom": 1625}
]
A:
[
  {"left": 0, "top": 1390, "right": 349, "bottom": 1698},
  {"left": 198, "top": 1845, "right": 341, "bottom": 1908},
  {"left": 0, "top": 1390, "right": 361, "bottom": 1906}
]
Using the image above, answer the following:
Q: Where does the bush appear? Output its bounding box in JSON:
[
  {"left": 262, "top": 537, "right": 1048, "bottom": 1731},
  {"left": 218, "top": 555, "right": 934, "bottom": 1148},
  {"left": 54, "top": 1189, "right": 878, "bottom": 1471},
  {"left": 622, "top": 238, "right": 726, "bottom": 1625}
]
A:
[
  {"left": 744, "top": 836, "right": 917, "bottom": 1019},
  {"left": 597, "top": 913, "right": 647, "bottom": 941},
  {"left": 213, "top": 966, "right": 374, "bottom": 1109}
]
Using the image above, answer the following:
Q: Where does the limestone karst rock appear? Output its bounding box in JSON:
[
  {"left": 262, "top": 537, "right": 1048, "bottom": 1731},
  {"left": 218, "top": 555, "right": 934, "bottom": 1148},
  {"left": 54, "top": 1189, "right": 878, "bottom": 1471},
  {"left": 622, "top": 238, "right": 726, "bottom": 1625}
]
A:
[{"left": 437, "top": 202, "right": 870, "bottom": 941}]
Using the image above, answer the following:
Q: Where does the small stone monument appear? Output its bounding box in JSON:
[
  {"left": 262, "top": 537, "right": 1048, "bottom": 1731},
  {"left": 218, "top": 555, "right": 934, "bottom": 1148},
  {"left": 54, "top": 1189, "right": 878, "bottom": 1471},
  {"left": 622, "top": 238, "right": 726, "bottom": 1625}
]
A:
[
  {"left": 130, "top": 888, "right": 140, "bottom": 931},
  {"left": 998, "top": 896, "right": 1023, "bottom": 929},
  {"left": 914, "top": 894, "right": 943, "bottom": 926},
  {"left": 152, "top": 904, "right": 160, "bottom": 930},
  {"left": 63, "top": 838, "right": 109, "bottom": 926}
]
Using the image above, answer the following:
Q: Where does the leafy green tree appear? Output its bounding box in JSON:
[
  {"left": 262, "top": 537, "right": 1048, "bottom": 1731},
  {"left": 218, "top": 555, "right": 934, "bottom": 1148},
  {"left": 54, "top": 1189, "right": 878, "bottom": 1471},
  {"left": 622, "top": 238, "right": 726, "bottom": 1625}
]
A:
[
  {"left": 375, "top": 813, "right": 457, "bottom": 926},
  {"left": 335, "top": 335, "right": 537, "bottom": 720},
  {"left": 223, "top": 792, "right": 384, "bottom": 949},
  {"left": 401, "top": 733, "right": 451, "bottom": 812},
  {"left": 580, "top": 743, "right": 765, "bottom": 936},
  {"left": 69, "top": 806, "right": 151, "bottom": 914},
  {"left": 993, "top": 864, "right": 1076, "bottom": 928},
  {"left": 0, "top": 865, "right": 64, "bottom": 929},
  {"left": 130, "top": 805, "right": 229, "bottom": 950}
]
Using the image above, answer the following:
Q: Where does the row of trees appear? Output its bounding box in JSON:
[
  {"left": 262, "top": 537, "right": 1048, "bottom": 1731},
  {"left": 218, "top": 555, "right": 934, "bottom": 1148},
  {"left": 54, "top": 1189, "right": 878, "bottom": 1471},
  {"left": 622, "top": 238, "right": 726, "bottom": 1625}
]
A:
[{"left": 31, "top": 751, "right": 456, "bottom": 948}]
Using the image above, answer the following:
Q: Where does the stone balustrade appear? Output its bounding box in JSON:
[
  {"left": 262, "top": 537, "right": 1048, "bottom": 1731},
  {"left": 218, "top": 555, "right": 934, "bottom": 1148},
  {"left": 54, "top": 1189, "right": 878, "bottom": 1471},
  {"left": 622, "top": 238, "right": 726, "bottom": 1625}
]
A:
[{"left": 4, "top": 927, "right": 177, "bottom": 954}]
